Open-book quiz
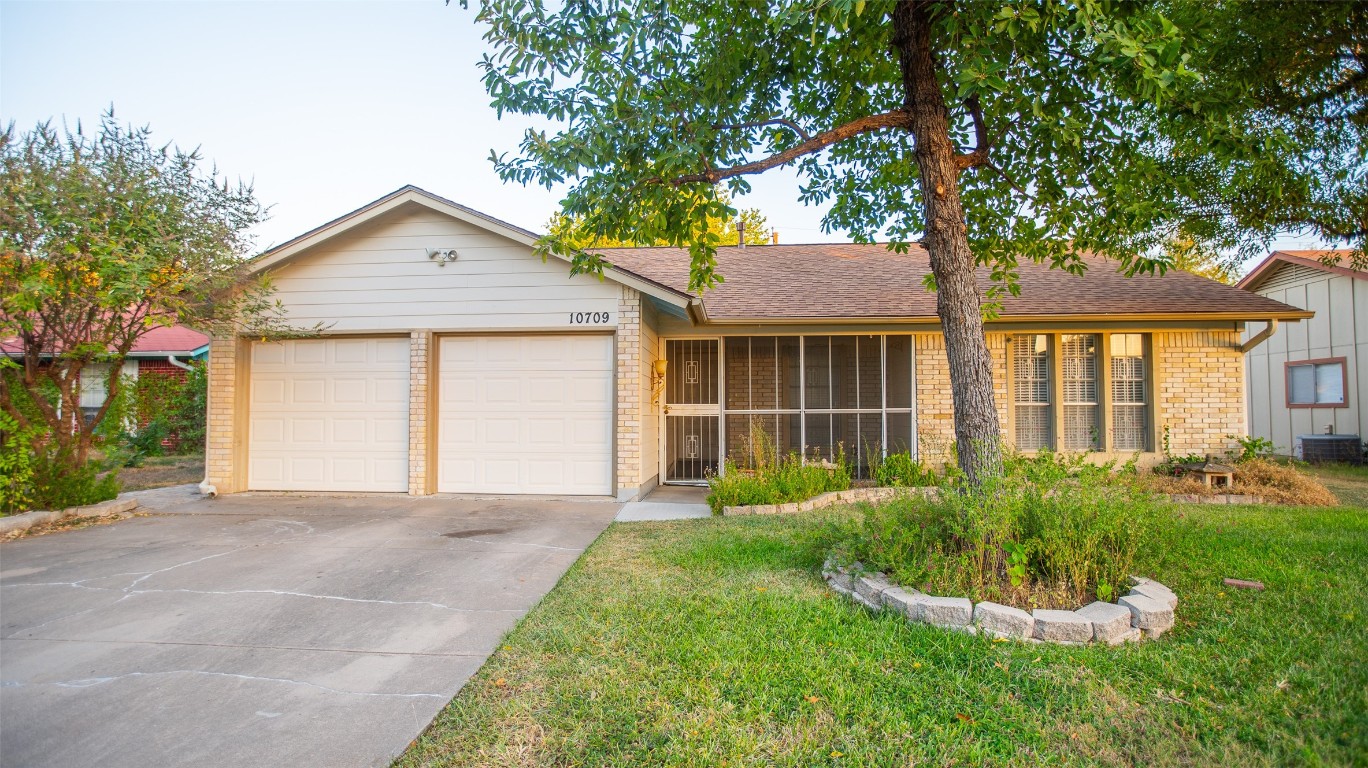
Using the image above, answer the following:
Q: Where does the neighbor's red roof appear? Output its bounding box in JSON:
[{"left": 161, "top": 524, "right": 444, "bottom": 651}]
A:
[
  {"left": 601, "top": 243, "right": 1311, "bottom": 322},
  {"left": 1, "top": 324, "right": 209, "bottom": 357}
]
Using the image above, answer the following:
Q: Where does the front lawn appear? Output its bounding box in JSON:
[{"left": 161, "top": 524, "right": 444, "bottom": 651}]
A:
[{"left": 399, "top": 501, "right": 1367, "bottom": 767}]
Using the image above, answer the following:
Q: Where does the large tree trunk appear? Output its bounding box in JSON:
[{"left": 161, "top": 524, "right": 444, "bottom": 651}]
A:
[{"left": 893, "top": 0, "right": 1003, "bottom": 484}]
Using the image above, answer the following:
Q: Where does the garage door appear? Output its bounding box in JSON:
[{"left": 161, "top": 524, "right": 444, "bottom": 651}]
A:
[
  {"left": 248, "top": 337, "right": 409, "bottom": 491},
  {"left": 438, "top": 335, "right": 613, "bottom": 495}
]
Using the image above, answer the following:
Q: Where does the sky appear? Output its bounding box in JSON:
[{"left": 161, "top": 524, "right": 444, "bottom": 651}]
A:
[{"left": 0, "top": 0, "right": 1340, "bottom": 264}]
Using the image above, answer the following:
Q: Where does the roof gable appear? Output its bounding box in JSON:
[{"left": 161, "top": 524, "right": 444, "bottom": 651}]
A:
[
  {"left": 1236, "top": 250, "right": 1365, "bottom": 292},
  {"left": 250, "top": 186, "right": 689, "bottom": 310}
]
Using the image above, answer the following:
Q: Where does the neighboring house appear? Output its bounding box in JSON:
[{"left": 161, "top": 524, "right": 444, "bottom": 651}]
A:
[
  {"left": 1238, "top": 250, "right": 1366, "bottom": 455},
  {"left": 1, "top": 324, "right": 209, "bottom": 422},
  {"left": 201, "top": 186, "right": 1311, "bottom": 498}
]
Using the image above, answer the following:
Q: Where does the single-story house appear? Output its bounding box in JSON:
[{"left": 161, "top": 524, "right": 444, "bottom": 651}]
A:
[
  {"left": 1238, "top": 249, "right": 1365, "bottom": 457},
  {"left": 202, "top": 186, "right": 1312, "bottom": 498},
  {"left": 2, "top": 324, "right": 209, "bottom": 422}
]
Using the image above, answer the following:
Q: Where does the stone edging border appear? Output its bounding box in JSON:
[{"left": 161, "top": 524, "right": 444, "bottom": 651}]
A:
[
  {"left": 823, "top": 557, "right": 1177, "bottom": 645},
  {"left": 1165, "top": 493, "right": 1264, "bottom": 504},
  {"left": 723, "top": 487, "right": 1264, "bottom": 517},
  {"left": 721, "top": 486, "right": 936, "bottom": 516},
  {"left": 0, "top": 497, "right": 139, "bottom": 536}
]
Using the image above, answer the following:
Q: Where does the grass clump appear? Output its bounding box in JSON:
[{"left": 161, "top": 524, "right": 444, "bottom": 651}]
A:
[
  {"left": 869, "top": 449, "right": 937, "bottom": 487},
  {"left": 706, "top": 451, "right": 851, "bottom": 515},
  {"left": 813, "top": 452, "right": 1164, "bottom": 608}
]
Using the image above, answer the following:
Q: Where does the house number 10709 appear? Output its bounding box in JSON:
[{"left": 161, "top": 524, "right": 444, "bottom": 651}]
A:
[{"left": 569, "top": 312, "right": 611, "bottom": 324}]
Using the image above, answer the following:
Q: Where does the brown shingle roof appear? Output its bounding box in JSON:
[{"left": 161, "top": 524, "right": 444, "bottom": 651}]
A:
[{"left": 599, "top": 243, "right": 1310, "bottom": 322}]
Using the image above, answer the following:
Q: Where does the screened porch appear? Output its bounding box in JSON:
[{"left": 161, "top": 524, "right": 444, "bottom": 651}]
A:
[{"left": 661, "top": 335, "right": 918, "bottom": 484}]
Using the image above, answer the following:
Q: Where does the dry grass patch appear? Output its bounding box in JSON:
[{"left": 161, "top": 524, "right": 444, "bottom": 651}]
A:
[{"left": 1145, "top": 459, "right": 1339, "bottom": 506}]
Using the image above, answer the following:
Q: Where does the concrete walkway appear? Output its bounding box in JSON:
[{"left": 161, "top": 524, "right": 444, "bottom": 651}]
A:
[
  {"left": 0, "top": 489, "right": 619, "bottom": 768},
  {"left": 615, "top": 485, "right": 712, "bottom": 521}
]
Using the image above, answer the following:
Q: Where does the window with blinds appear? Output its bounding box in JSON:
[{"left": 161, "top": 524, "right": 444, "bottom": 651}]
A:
[
  {"left": 1013, "top": 334, "right": 1051, "bottom": 450},
  {"left": 1061, "top": 334, "right": 1099, "bottom": 450},
  {"left": 1111, "top": 333, "right": 1149, "bottom": 451}
]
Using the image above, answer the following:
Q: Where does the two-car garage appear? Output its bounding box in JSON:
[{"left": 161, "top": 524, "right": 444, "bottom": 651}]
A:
[{"left": 246, "top": 334, "right": 614, "bottom": 495}]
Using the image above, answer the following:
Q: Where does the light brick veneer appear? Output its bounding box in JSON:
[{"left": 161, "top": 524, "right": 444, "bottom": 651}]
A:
[
  {"left": 616, "top": 287, "right": 643, "bottom": 498},
  {"left": 408, "top": 331, "right": 431, "bottom": 496},
  {"left": 914, "top": 333, "right": 1010, "bottom": 464},
  {"left": 205, "top": 334, "right": 246, "bottom": 493},
  {"left": 1155, "top": 330, "right": 1245, "bottom": 457}
]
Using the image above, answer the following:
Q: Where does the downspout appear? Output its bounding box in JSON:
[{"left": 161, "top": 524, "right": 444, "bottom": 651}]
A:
[
  {"left": 1240, "top": 319, "right": 1278, "bottom": 353},
  {"left": 166, "top": 354, "right": 193, "bottom": 371}
]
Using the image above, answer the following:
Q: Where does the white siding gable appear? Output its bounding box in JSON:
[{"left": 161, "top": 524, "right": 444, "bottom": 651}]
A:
[{"left": 265, "top": 203, "right": 621, "bottom": 332}]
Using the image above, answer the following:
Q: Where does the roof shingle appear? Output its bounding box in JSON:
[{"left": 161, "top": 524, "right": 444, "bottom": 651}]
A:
[{"left": 600, "top": 243, "right": 1309, "bottom": 322}]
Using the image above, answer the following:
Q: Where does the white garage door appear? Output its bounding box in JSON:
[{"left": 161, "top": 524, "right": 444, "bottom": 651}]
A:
[
  {"left": 438, "top": 335, "right": 613, "bottom": 495},
  {"left": 248, "top": 337, "right": 409, "bottom": 492}
]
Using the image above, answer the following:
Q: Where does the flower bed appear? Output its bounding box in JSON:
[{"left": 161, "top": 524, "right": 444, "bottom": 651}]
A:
[{"left": 824, "top": 558, "right": 1177, "bottom": 646}]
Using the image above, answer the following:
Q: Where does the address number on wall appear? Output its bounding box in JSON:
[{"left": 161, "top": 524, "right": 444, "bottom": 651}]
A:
[{"left": 569, "top": 311, "right": 612, "bottom": 324}]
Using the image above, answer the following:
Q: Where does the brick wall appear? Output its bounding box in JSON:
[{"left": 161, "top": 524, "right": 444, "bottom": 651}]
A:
[
  {"left": 616, "top": 288, "right": 643, "bottom": 498},
  {"left": 1155, "top": 330, "right": 1244, "bottom": 457},
  {"left": 913, "top": 333, "right": 1011, "bottom": 464},
  {"left": 136, "top": 358, "right": 190, "bottom": 379},
  {"left": 408, "top": 331, "right": 431, "bottom": 495}
]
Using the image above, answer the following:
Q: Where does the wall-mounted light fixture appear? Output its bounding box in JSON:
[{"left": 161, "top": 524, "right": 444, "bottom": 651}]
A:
[
  {"left": 427, "top": 248, "right": 459, "bottom": 266},
  {"left": 650, "top": 358, "right": 668, "bottom": 405}
]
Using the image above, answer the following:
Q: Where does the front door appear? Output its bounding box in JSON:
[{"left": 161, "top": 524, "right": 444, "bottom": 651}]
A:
[{"left": 664, "top": 339, "right": 719, "bottom": 484}]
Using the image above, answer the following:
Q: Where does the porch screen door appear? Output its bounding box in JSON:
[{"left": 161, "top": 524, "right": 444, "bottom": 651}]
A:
[{"left": 664, "top": 339, "right": 719, "bottom": 483}]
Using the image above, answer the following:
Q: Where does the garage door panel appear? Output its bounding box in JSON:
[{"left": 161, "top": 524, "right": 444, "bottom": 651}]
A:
[
  {"left": 438, "top": 335, "right": 612, "bottom": 495},
  {"left": 249, "top": 337, "right": 409, "bottom": 492}
]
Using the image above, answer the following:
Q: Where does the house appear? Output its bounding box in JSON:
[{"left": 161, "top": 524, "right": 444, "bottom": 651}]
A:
[
  {"left": 1238, "top": 250, "right": 1365, "bottom": 456},
  {"left": 201, "top": 186, "right": 1311, "bottom": 498},
  {"left": 1, "top": 324, "right": 209, "bottom": 422}
]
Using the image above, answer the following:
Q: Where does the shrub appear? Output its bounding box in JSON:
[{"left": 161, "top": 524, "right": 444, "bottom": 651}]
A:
[
  {"left": 706, "top": 449, "right": 851, "bottom": 515},
  {"left": 1229, "top": 434, "right": 1277, "bottom": 462},
  {"left": 26, "top": 445, "right": 120, "bottom": 511},
  {"left": 813, "top": 451, "right": 1166, "bottom": 609},
  {"left": 0, "top": 412, "right": 39, "bottom": 516},
  {"left": 105, "top": 363, "right": 208, "bottom": 456},
  {"left": 871, "top": 450, "right": 937, "bottom": 488}
]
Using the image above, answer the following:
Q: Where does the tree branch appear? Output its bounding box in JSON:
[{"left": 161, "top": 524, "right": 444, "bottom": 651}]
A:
[
  {"left": 671, "top": 110, "right": 913, "bottom": 185},
  {"left": 712, "top": 117, "right": 813, "bottom": 142},
  {"left": 955, "top": 94, "right": 991, "bottom": 170}
]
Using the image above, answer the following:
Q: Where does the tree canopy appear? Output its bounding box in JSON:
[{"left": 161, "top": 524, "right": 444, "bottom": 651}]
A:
[
  {"left": 470, "top": 0, "right": 1361, "bottom": 481},
  {"left": 546, "top": 191, "right": 772, "bottom": 250},
  {"left": 0, "top": 112, "right": 288, "bottom": 467}
]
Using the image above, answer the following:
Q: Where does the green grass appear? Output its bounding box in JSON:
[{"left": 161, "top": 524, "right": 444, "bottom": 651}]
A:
[
  {"left": 1306, "top": 462, "right": 1368, "bottom": 508},
  {"left": 398, "top": 501, "right": 1368, "bottom": 766}
]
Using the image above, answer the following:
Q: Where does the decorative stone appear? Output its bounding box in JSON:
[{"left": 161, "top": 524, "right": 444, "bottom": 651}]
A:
[
  {"left": 1076, "top": 601, "right": 1134, "bottom": 644},
  {"left": 854, "top": 573, "right": 895, "bottom": 610},
  {"left": 910, "top": 594, "right": 973, "bottom": 627},
  {"left": 1111, "top": 627, "right": 1142, "bottom": 645},
  {"left": 1128, "top": 581, "right": 1178, "bottom": 610},
  {"left": 825, "top": 568, "right": 856, "bottom": 597},
  {"left": 880, "top": 586, "right": 922, "bottom": 619},
  {"left": 972, "top": 601, "right": 1034, "bottom": 639},
  {"left": 1119, "top": 594, "right": 1174, "bottom": 632},
  {"left": 1032, "top": 609, "right": 1094, "bottom": 643}
]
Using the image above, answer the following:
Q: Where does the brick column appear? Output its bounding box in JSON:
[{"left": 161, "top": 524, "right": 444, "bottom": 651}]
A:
[
  {"left": 408, "top": 331, "right": 432, "bottom": 496},
  {"left": 205, "top": 334, "right": 245, "bottom": 493},
  {"left": 616, "top": 288, "right": 643, "bottom": 500}
]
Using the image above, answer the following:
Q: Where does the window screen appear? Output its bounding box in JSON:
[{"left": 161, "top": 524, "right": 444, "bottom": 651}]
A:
[
  {"left": 1013, "top": 335, "right": 1051, "bottom": 450},
  {"left": 1061, "top": 334, "right": 1099, "bottom": 450},
  {"left": 1110, "top": 333, "right": 1148, "bottom": 451}
]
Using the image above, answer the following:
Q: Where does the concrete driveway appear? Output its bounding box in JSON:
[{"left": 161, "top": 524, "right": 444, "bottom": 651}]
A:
[{"left": 0, "top": 488, "right": 619, "bottom": 767}]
